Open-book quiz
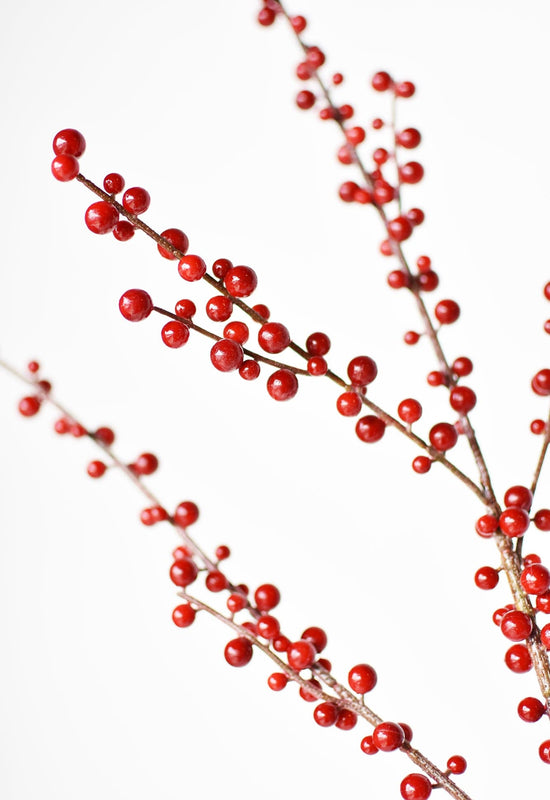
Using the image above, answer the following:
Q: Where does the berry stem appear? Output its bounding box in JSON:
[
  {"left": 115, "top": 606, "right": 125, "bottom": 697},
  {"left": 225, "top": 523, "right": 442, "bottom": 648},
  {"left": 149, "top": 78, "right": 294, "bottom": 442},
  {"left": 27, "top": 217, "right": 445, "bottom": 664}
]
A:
[{"left": 530, "top": 405, "right": 550, "bottom": 497}]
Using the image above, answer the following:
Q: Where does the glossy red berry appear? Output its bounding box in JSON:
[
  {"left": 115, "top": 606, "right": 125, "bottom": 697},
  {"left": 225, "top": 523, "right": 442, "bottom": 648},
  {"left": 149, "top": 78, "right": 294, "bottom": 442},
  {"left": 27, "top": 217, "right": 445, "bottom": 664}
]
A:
[
  {"left": 407, "top": 208, "right": 425, "bottom": 227},
  {"left": 174, "top": 500, "right": 199, "bottom": 527},
  {"left": 452, "top": 356, "right": 473, "bottom": 377},
  {"left": 417, "top": 270, "right": 438, "bottom": 292},
  {"left": 224, "top": 266, "right": 258, "bottom": 298},
  {"left": 52, "top": 128, "right": 86, "bottom": 157},
  {"left": 133, "top": 453, "right": 158, "bottom": 476},
  {"left": 474, "top": 566, "right": 499, "bottom": 590},
  {"left": 336, "top": 391, "right": 362, "bottom": 417},
  {"left": 531, "top": 419, "right": 547, "bottom": 435},
  {"left": 210, "top": 339, "right": 243, "bottom": 372},
  {"left": 372, "top": 71, "right": 392, "bottom": 91},
  {"left": 85, "top": 201, "right": 119, "bottom": 234},
  {"left": 239, "top": 360, "right": 261, "bottom": 381},
  {"left": 172, "top": 603, "right": 196, "bottom": 627},
  {"left": 404, "top": 331, "right": 420, "bottom": 345},
  {"left": 504, "top": 485, "right": 532, "bottom": 510},
  {"left": 429, "top": 422, "right": 458, "bottom": 452},
  {"left": 224, "top": 321, "right": 249, "bottom": 344},
  {"left": 399, "top": 161, "right": 424, "bottom": 183},
  {"left": 291, "top": 14, "right": 307, "bottom": 32},
  {"left": 542, "top": 624, "right": 550, "bottom": 649},
  {"left": 254, "top": 584, "right": 280, "bottom": 612},
  {"left": 499, "top": 508, "right": 530, "bottom": 538},
  {"left": 387, "top": 216, "right": 413, "bottom": 242},
  {"left": 224, "top": 637, "right": 253, "bottom": 667},
  {"left": 360, "top": 735, "right": 378, "bottom": 754},
  {"left": 119, "top": 289, "right": 153, "bottom": 322},
  {"left": 170, "top": 557, "right": 198, "bottom": 587},
  {"left": 387, "top": 270, "right": 410, "bottom": 289},
  {"left": 161, "top": 321, "right": 190, "bottom": 348},
  {"left": 332, "top": 72, "right": 343, "bottom": 85},
  {"left": 395, "top": 81, "right": 416, "bottom": 98},
  {"left": 475, "top": 514, "right": 498, "bottom": 537},
  {"left": 397, "top": 128, "right": 421, "bottom": 149},
  {"left": 400, "top": 774, "right": 432, "bottom": 800},
  {"left": 226, "top": 593, "right": 246, "bottom": 614},
  {"left": 412, "top": 456, "right": 431, "bottom": 474},
  {"left": 103, "top": 173, "right": 125, "bottom": 194},
  {"left": 313, "top": 702, "right": 338, "bottom": 727},
  {"left": 256, "top": 615, "right": 280, "bottom": 640},
  {"left": 539, "top": 740, "right": 550, "bottom": 764},
  {"left": 347, "top": 356, "right": 377, "bottom": 386},
  {"left": 521, "top": 564, "right": 550, "bottom": 595},
  {"left": 175, "top": 298, "right": 196, "bottom": 319},
  {"left": 258, "top": 322, "right": 291, "bottom": 354},
  {"left": 348, "top": 663, "right": 377, "bottom": 693},
  {"left": 518, "top": 697, "right": 546, "bottom": 722},
  {"left": 257, "top": 7, "right": 275, "bottom": 26},
  {"left": 94, "top": 427, "right": 115, "bottom": 446},
  {"left": 51, "top": 155, "right": 79, "bottom": 181},
  {"left": 296, "top": 62, "right": 313, "bottom": 81},
  {"left": 398, "top": 398, "right": 422, "bottom": 424},
  {"left": 306, "top": 332, "right": 331, "bottom": 356},
  {"left": 18, "top": 396, "right": 41, "bottom": 417},
  {"left": 449, "top": 386, "right": 477, "bottom": 414},
  {"left": 268, "top": 673, "right": 288, "bottom": 691},
  {"left": 435, "top": 300, "right": 460, "bottom": 325},
  {"left": 158, "top": 228, "right": 189, "bottom": 259},
  {"left": 122, "top": 187, "right": 150, "bottom": 215},
  {"left": 301, "top": 626, "right": 327, "bottom": 654},
  {"left": 178, "top": 254, "right": 207, "bottom": 282},
  {"left": 372, "top": 722, "right": 404, "bottom": 751},
  {"left": 267, "top": 369, "right": 298, "bottom": 401},
  {"left": 537, "top": 591, "right": 550, "bottom": 613},
  {"left": 205, "top": 571, "right": 228, "bottom": 592},
  {"left": 534, "top": 510, "right": 550, "bottom": 531},
  {"left": 356, "top": 415, "right": 386, "bottom": 443},
  {"left": 273, "top": 635, "right": 290, "bottom": 652},
  {"left": 500, "top": 609, "right": 533, "bottom": 641},
  {"left": 113, "top": 221, "right": 134, "bottom": 241},
  {"left": 206, "top": 295, "right": 233, "bottom": 322},
  {"left": 296, "top": 90, "right": 315, "bottom": 110},
  {"left": 339, "top": 181, "right": 360, "bottom": 202},
  {"left": 287, "top": 640, "right": 316, "bottom": 671},
  {"left": 87, "top": 460, "right": 107, "bottom": 478},
  {"left": 505, "top": 643, "right": 532, "bottom": 673},
  {"left": 335, "top": 709, "right": 357, "bottom": 730},
  {"left": 533, "top": 369, "right": 550, "bottom": 396}
]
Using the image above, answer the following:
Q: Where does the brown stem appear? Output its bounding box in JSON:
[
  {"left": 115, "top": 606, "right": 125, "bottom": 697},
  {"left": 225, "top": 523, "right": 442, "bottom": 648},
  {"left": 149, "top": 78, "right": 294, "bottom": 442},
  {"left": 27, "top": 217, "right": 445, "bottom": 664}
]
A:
[{"left": 531, "top": 405, "right": 550, "bottom": 497}]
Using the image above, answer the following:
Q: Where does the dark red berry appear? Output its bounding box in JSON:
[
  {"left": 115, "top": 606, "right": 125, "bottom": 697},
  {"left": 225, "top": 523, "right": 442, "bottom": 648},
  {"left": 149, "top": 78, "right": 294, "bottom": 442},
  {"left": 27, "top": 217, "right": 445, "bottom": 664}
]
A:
[
  {"left": 475, "top": 514, "right": 498, "bottom": 537},
  {"left": 397, "top": 128, "right": 421, "bottom": 148},
  {"left": 449, "top": 386, "right": 477, "bottom": 414},
  {"left": 452, "top": 357, "right": 473, "bottom": 377},
  {"left": 533, "top": 369, "right": 550, "bottom": 396},
  {"left": 258, "top": 322, "right": 291, "bottom": 354},
  {"left": 87, "top": 460, "right": 107, "bottom": 479},
  {"left": 224, "top": 266, "right": 258, "bottom": 298},
  {"left": 336, "top": 391, "right": 362, "bottom": 417},
  {"left": 313, "top": 702, "right": 338, "bottom": 727},
  {"left": 399, "top": 161, "right": 424, "bottom": 183},
  {"left": 174, "top": 500, "right": 199, "bottom": 527},
  {"left": 206, "top": 571, "right": 228, "bottom": 592},
  {"left": 398, "top": 398, "right": 422, "bottom": 424},
  {"left": 306, "top": 332, "right": 331, "bottom": 356},
  {"left": 356, "top": 415, "right": 386, "bottom": 443},
  {"left": 175, "top": 298, "right": 196, "bottom": 319},
  {"left": 254, "top": 584, "right": 280, "bottom": 612},
  {"left": 85, "top": 201, "right": 119, "bottom": 234},
  {"left": 267, "top": 369, "right": 298, "bottom": 401},
  {"left": 518, "top": 697, "right": 546, "bottom": 722},
  {"left": 170, "top": 557, "right": 198, "bottom": 587},
  {"left": 122, "top": 187, "right": 150, "bottom": 215},
  {"left": 119, "top": 289, "right": 153, "bottom": 322},
  {"left": 257, "top": 7, "right": 275, "bottom": 26},
  {"left": 400, "top": 774, "right": 432, "bottom": 800},
  {"left": 429, "top": 422, "right": 458, "bottom": 452},
  {"left": 94, "top": 427, "right": 115, "bottom": 446},
  {"left": 161, "top": 321, "right": 189, "bottom": 348},
  {"left": 360, "top": 735, "right": 378, "bottom": 754},
  {"left": 52, "top": 128, "right": 86, "bottom": 157},
  {"left": 500, "top": 609, "right": 533, "bottom": 641},
  {"left": 474, "top": 566, "right": 499, "bottom": 590},
  {"left": 534, "top": 510, "right": 550, "bottom": 531},
  {"left": 348, "top": 663, "right": 377, "bottom": 694},
  {"left": 296, "top": 90, "right": 315, "bottom": 110},
  {"left": 287, "top": 640, "right": 316, "bottom": 670},
  {"left": 335, "top": 709, "right": 357, "bottom": 730},
  {"left": 387, "top": 216, "right": 413, "bottom": 242},
  {"left": 51, "top": 155, "right": 79, "bottom": 181},
  {"left": 347, "top": 356, "right": 377, "bottom": 386},
  {"left": 134, "top": 453, "right": 158, "bottom": 475},
  {"left": 504, "top": 485, "right": 532, "bottom": 510},
  {"left": 103, "top": 173, "right": 125, "bottom": 194},
  {"left": 372, "top": 721, "right": 404, "bottom": 751},
  {"left": 307, "top": 357, "right": 327, "bottom": 376},
  {"left": 172, "top": 603, "right": 196, "bottom": 627},
  {"left": 206, "top": 295, "right": 233, "bottom": 322},
  {"left": 178, "top": 254, "right": 207, "bottom": 282},
  {"left": 499, "top": 508, "right": 530, "bottom": 538},
  {"left": 435, "top": 300, "right": 460, "bottom": 325},
  {"left": 539, "top": 740, "right": 550, "bottom": 764},
  {"left": 113, "top": 221, "right": 134, "bottom": 241},
  {"left": 239, "top": 360, "right": 261, "bottom": 381},
  {"left": 224, "top": 637, "right": 253, "bottom": 667},
  {"left": 412, "top": 456, "right": 431, "bottom": 474},
  {"left": 372, "top": 71, "right": 392, "bottom": 91},
  {"left": 158, "top": 228, "right": 189, "bottom": 259}
]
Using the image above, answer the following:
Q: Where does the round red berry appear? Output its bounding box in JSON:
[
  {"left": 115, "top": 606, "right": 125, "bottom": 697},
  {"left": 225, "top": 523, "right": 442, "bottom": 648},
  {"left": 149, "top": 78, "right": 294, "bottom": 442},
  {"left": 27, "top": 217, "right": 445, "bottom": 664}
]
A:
[
  {"left": 397, "top": 128, "right": 421, "bottom": 149},
  {"left": 504, "top": 643, "right": 532, "bottom": 673},
  {"left": 399, "top": 161, "right": 424, "bottom": 183},
  {"left": 337, "top": 391, "right": 362, "bottom": 417},
  {"left": 474, "top": 566, "right": 499, "bottom": 590},
  {"left": 518, "top": 697, "right": 546, "bottom": 722},
  {"left": 499, "top": 507, "right": 530, "bottom": 538},
  {"left": 210, "top": 339, "right": 243, "bottom": 372},
  {"left": 435, "top": 300, "right": 460, "bottom": 325},
  {"left": 239, "top": 360, "right": 261, "bottom": 381},
  {"left": 412, "top": 456, "right": 431, "bottom": 474},
  {"left": 287, "top": 640, "right": 316, "bottom": 671},
  {"left": 307, "top": 357, "right": 327, "bottom": 376},
  {"left": 224, "top": 321, "right": 249, "bottom": 344},
  {"left": 224, "top": 637, "right": 253, "bottom": 667},
  {"left": 500, "top": 609, "right": 533, "bottom": 641},
  {"left": 174, "top": 501, "right": 199, "bottom": 527},
  {"left": 388, "top": 216, "right": 413, "bottom": 242},
  {"left": 539, "top": 740, "right": 550, "bottom": 764},
  {"left": 158, "top": 228, "right": 189, "bottom": 259},
  {"left": 296, "top": 90, "right": 315, "bottom": 110},
  {"left": 449, "top": 386, "right": 476, "bottom": 414},
  {"left": 257, "top": 615, "right": 280, "bottom": 640},
  {"left": 291, "top": 14, "right": 307, "bottom": 32},
  {"left": 113, "top": 221, "right": 134, "bottom": 241},
  {"left": 224, "top": 266, "right": 258, "bottom": 298},
  {"left": 254, "top": 584, "right": 280, "bottom": 612},
  {"left": 51, "top": 154, "right": 79, "bottom": 182},
  {"left": 172, "top": 603, "right": 196, "bottom": 628},
  {"left": 347, "top": 356, "right": 377, "bottom": 386},
  {"left": 258, "top": 322, "right": 291, "bottom": 354},
  {"left": 87, "top": 460, "right": 107, "bottom": 479},
  {"left": 206, "top": 295, "right": 233, "bottom": 322},
  {"left": 52, "top": 128, "right": 86, "bottom": 157},
  {"left": 205, "top": 571, "right": 228, "bottom": 592},
  {"left": 360, "top": 735, "right": 378, "bottom": 754},
  {"left": 268, "top": 673, "right": 288, "bottom": 691},
  {"left": 534, "top": 510, "right": 550, "bottom": 531},
  {"left": 122, "top": 187, "right": 150, "bottom": 215},
  {"left": 161, "top": 321, "right": 189, "bottom": 348},
  {"left": 521, "top": 564, "right": 550, "bottom": 595},
  {"left": 18, "top": 396, "right": 41, "bottom": 417},
  {"left": 267, "top": 369, "right": 298, "bottom": 401},
  {"left": 372, "top": 721, "right": 404, "bottom": 751},
  {"left": 175, "top": 298, "right": 196, "bottom": 319},
  {"left": 356, "top": 415, "right": 386, "bottom": 443},
  {"left": 400, "top": 774, "right": 432, "bottom": 800},
  {"left": 475, "top": 514, "right": 498, "bottom": 537},
  {"left": 398, "top": 399, "right": 422, "bottom": 424},
  {"left": 85, "top": 201, "right": 119, "bottom": 234},
  {"left": 313, "top": 702, "right": 337, "bottom": 727},
  {"left": 452, "top": 357, "right": 473, "bottom": 377},
  {"left": 504, "top": 485, "right": 532, "bottom": 510},
  {"left": 178, "top": 254, "right": 207, "bottom": 282},
  {"left": 372, "top": 71, "right": 393, "bottom": 91},
  {"left": 306, "top": 332, "right": 331, "bottom": 356},
  {"left": 533, "top": 369, "right": 550, "bottom": 396},
  {"left": 301, "top": 626, "right": 327, "bottom": 654},
  {"left": 103, "top": 173, "right": 125, "bottom": 194},
  {"left": 395, "top": 81, "right": 416, "bottom": 98},
  {"left": 119, "top": 289, "right": 153, "bottom": 322},
  {"left": 348, "top": 663, "right": 377, "bottom": 694},
  {"left": 335, "top": 709, "right": 357, "bottom": 730},
  {"left": 170, "top": 557, "right": 198, "bottom": 587},
  {"left": 429, "top": 422, "right": 458, "bottom": 452}
]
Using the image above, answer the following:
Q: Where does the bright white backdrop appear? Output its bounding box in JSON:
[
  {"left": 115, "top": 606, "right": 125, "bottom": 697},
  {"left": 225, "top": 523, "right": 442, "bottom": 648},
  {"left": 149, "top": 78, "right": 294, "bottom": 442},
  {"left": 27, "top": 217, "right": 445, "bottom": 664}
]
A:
[{"left": 1, "top": 1, "right": 550, "bottom": 798}]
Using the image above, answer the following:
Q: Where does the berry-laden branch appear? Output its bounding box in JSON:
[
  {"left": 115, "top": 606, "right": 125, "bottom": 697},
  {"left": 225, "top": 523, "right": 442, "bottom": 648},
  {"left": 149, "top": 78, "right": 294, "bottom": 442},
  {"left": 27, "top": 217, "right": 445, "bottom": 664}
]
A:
[{"left": 2, "top": 357, "right": 473, "bottom": 800}]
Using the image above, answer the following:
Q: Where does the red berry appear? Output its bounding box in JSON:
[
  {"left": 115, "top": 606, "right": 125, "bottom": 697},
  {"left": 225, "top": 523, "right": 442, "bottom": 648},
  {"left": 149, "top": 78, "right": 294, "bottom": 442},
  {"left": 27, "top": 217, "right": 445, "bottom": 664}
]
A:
[
  {"left": 500, "top": 609, "right": 533, "bottom": 641},
  {"left": 533, "top": 369, "right": 550, "bottom": 396},
  {"left": 504, "top": 485, "right": 532, "bottom": 510},
  {"left": 398, "top": 398, "right": 422, "bottom": 424},
  {"left": 373, "top": 147, "right": 389, "bottom": 165},
  {"left": 306, "top": 332, "right": 331, "bottom": 356},
  {"left": 134, "top": 453, "right": 158, "bottom": 475},
  {"left": 268, "top": 673, "right": 288, "bottom": 691},
  {"left": 291, "top": 14, "right": 307, "bottom": 32},
  {"left": 435, "top": 300, "right": 460, "bottom": 325},
  {"left": 296, "top": 62, "right": 313, "bottom": 81},
  {"left": 539, "top": 740, "right": 550, "bottom": 764},
  {"left": 224, "top": 321, "right": 249, "bottom": 344},
  {"left": 158, "top": 228, "right": 189, "bottom": 259},
  {"left": 542, "top": 624, "right": 550, "bottom": 649},
  {"left": 174, "top": 501, "right": 199, "bottom": 527},
  {"left": 537, "top": 591, "right": 550, "bottom": 613},
  {"left": 534, "top": 510, "right": 550, "bottom": 531},
  {"left": 224, "top": 637, "right": 253, "bottom": 667},
  {"left": 400, "top": 774, "right": 432, "bottom": 800},
  {"left": 224, "top": 266, "right": 258, "bottom": 298},
  {"left": 205, "top": 570, "right": 228, "bottom": 592},
  {"left": 254, "top": 584, "right": 280, "bottom": 612},
  {"left": 255, "top": 615, "right": 280, "bottom": 640},
  {"left": 412, "top": 456, "right": 431, "bottom": 474},
  {"left": 348, "top": 663, "right": 377, "bottom": 693},
  {"left": 339, "top": 181, "right": 360, "bottom": 202},
  {"left": 373, "top": 181, "right": 395, "bottom": 204},
  {"left": 336, "top": 391, "right": 362, "bottom": 417},
  {"left": 387, "top": 270, "right": 410, "bottom": 289},
  {"left": 531, "top": 419, "right": 547, "bottom": 435},
  {"left": 387, "top": 216, "right": 413, "bottom": 242},
  {"left": 407, "top": 208, "right": 425, "bottom": 227},
  {"left": 404, "top": 331, "right": 420, "bottom": 345},
  {"left": 210, "top": 339, "right": 243, "bottom": 372},
  {"left": 499, "top": 507, "right": 530, "bottom": 538},
  {"left": 227, "top": 594, "right": 246, "bottom": 614},
  {"left": 505, "top": 643, "right": 532, "bottom": 673},
  {"left": 52, "top": 128, "right": 86, "bottom": 157},
  {"left": 339, "top": 104, "right": 354, "bottom": 120},
  {"left": 175, "top": 298, "right": 196, "bottom": 319},
  {"left": 103, "top": 173, "right": 125, "bottom": 194},
  {"left": 239, "top": 360, "right": 261, "bottom": 380},
  {"left": 257, "top": 7, "right": 275, "bottom": 26},
  {"left": 337, "top": 145, "right": 354, "bottom": 165},
  {"left": 267, "top": 369, "right": 298, "bottom": 401},
  {"left": 122, "top": 187, "right": 150, "bottom": 215},
  {"left": 307, "top": 357, "right": 328, "bottom": 376},
  {"left": 273, "top": 635, "right": 290, "bottom": 652},
  {"left": 94, "top": 427, "right": 115, "bottom": 446},
  {"left": 399, "top": 161, "right": 424, "bottom": 183},
  {"left": 178, "top": 254, "right": 207, "bottom": 282},
  {"left": 347, "top": 356, "right": 377, "bottom": 386},
  {"left": 18, "top": 396, "right": 41, "bottom": 417},
  {"left": 395, "top": 81, "right": 416, "bottom": 98},
  {"left": 113, "top": 221, "right": 134, "bottom": 241},
  {"left": 85, "top": 201, "right": 119, "bottom": 234},
  {"left": 51, "top": 154, "right": 79, "bottom": 182},
  {"left": 206, "top": 295, "right": 233, "bottom": 322},
  {"left": 416, "top": 256, "right": 431, "bottom": 272},
  {"left": 475, "top": 514, "right": 498, "bottom": 537},
  {"left": 170, "top": 557, "right": 198, "bottom": 587},
  {"left": 447, "top": 756, "right": 468, "bottom": 775},
  {"left": 287, "top": 640, "right": 316, "bottom": 671},
  {"left": 360, "top": 735, "right": 378, "bottom": 754},
  {"left": 356, "top": 415, "right": 386, "bottom": 443},
  {"left": 296, "top": 90, "right": 315, "bottom": 110},
  {"left": 301, "top": 626, "right": 327, "bottom": 654},
  {"left": 306, "top": 47, "right": 325, "bottom": 69},
  {"left": 521, "top": 564, "right": 550, "bottom": 595},
  {"left": 417, "top": 271, "right": 439, "bottom": 292},
  {"left": 313, "top": 702, "right": 338, "bottom": 727},
  {"left": 335, "top": 709, "right": 357, "bottom": 730},
  {"left": 452, "top": 357, "right": 473, "bottom": 377},
  {"left": 372, "top": 721, "right": 404, "bottom": 751},
  {"left": 161, "top": 320, "right": 190, "bottom": 348},
  {"left": 172, "top": 603, "right": 196, "bottom": 627},
  {"left": 252, "top": 303, "right": 270, "bottom": 320},
  {"left": 372, "top": 117, "right": 384, "bottom": 129},
  {"left": 119, "top": 289, "right": 153, "bottom": 322},
  {"left": 427, "top": 370, "right": 445, "bottom": 387},
  {"left": 372, "top": 71, "right": 393, "bottom": 91},
  {"left": 518, "top": 697, "right": 546, "bottom": 722},
  {"left": 346, "top": 126, "right": 366, "bottom": 145},
  {"left": 474, "top": 566, "right": 499, "bottom": 590},
  {"left": 212, "top": 258, "right": 233, "bottom": 279},
  {"left": 429, "top": 422, "right": 458, "bottom": 452},
  {"left": 87, "top": 460, "right": 107, "bottom": 479},
  {"left": 397, "top": 128, "right": 421, "bottom": 148},
  {"left": 215, "top": 545, "right": 230, "bottom": 561},
  {"left": 332, "top": 72, "right": 343, "bottom": 84},
  {"left": 449, "top": 386, "right": 477, "bottom": 414},
  {"left": 258, "top": 322, "right": 291, "bottom": 354}
]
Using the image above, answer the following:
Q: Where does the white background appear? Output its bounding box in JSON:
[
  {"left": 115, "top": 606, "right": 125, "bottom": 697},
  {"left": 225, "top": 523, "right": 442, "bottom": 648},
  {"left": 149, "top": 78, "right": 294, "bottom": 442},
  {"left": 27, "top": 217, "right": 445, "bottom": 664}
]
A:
[{"left": 1, "top": 1, "right": 550, "bottom": 798}]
